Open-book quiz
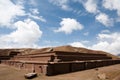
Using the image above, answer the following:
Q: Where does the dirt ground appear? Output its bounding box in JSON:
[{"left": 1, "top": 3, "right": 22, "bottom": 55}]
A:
[{"left": 0, "top": 64, "right": 120, "bottom": 80}]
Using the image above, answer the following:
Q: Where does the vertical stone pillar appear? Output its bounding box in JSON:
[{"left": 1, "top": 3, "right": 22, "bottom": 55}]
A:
[
  {"left": 32, "top": 64, "right": 35, "bottom": 72},
  {"left": 42, "top": 65, "right": 48, "bottom": 75},
  {"left": 42, "top": 64, "right": 53, "bottom": 76}
]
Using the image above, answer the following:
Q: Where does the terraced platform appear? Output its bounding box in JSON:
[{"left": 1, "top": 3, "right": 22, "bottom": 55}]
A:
[{"left": 0, "top": 46, "right": 120, "bottom": 75}]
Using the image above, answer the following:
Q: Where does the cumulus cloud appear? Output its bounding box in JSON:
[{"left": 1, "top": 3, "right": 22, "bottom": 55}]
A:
[
  {"left": 0, "top": 19, "right": 42, "bottom": 48},
  {"left": 49, "top": 0, "right": 71, "bottom": 11},
  {"left": 103, "top": 0, "right": 120, "bottom": 16},
  {"left": 54, "top": 18, "right": 84, "bottom": 34},
  {"left": 95, "top": 13, "right": 113, "bottom": 27},
  {"left": 69, "top": 32, "right": 120, "bottom": 55},
  {"left": 90, "top": 32, "right": 120, "bottom": 55},
  {"left": 0, "top": 0, "right": 46, "bottom": 48},
  {"left": 81, "top": 0, "right": 99, "bottom": 14},
  {"left": 0, "top": 0, "right": 46, "bottom": 27},
  {"left": 0, "top": 0, "right": 25, "bottom": 26}
]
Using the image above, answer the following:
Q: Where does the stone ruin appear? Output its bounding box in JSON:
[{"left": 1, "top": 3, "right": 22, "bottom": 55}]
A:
[{"left": 0, "top": 45, "right": 120, "bottom": 76}]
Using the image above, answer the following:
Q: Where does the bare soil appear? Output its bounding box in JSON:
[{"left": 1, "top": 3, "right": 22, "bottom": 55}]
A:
[{"left": 0, "top": 64, "right": 120, "bottom": 80}]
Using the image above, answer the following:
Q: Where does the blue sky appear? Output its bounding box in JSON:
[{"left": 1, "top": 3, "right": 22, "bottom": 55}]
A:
[{"left": 0, "top": 0, "right": 120, "bottom": 55}]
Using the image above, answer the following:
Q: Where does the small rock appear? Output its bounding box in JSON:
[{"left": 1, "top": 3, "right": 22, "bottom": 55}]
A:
[
  {"left": 24, "top": 73, "right": 37, "bottom": 79},
  {"left": 97, "top": 73, "right": 106, "bottom": 80},
  {"left": 95, "top": 68, "right": 99, "bottom": 71}
]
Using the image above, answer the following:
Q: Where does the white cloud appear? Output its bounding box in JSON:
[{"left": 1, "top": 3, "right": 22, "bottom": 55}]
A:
[
  {"left": 70, "top": 42, "right": 86, "bottom": 48},
  {"left": 73, "top": 10, "right": 81, "bottom": 15},
  {"left": 54, "top": 18, "right": 84, "bottom": 34},
  {"left": 103, "top": 0, "right": 120, "bottom": 16},
  {"left": 82, "top": 0, "right": 99, "bottom": 14},
  {"left": 83, "top": 32, "right": 89, "bottom": 36},
  {"left": 49, "top": 0, "right": 71, "bottom": 11},
  {"left": 13, "top": 0, "right": 25, "bottom": 5},
  {"left": 30, "top": 8, "right": 39, "bottom": 15},
  {"left": 29, "top": 0, "right": 38, "bottom": 6},
  {"left": 0, "top": 0, "right": 46, "bottom": 48},
  {"left": 69, "top": 32, "right": 120, "bottom": 55},
  {"left": 28, "top": 8, "right": 46, "bottom": 22},
  {"left": 0, "top": 0, "right": 25, "bottom": 26},
  {"left": 28, "top": 13, "right": 46, "bottom": 22},
  {"left": 0, "top": 0, "right": 46, "bottom": 27},
  {"left": 101, "top": 30, "right": 110, "bottom": 33},
  {"left": 90, "top": 32, "right": 120, "bottom": 55},
  {"left": 95, "top": 13, "right": 113, "bottom": 27},
  {"left": 0, "top": 19, "right": 42, "bottom": 48}
]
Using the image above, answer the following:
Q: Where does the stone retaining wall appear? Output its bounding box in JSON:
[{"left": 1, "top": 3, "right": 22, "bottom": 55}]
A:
[{"left": 1, "top": 59, "right": 120, "bottom": 76}]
